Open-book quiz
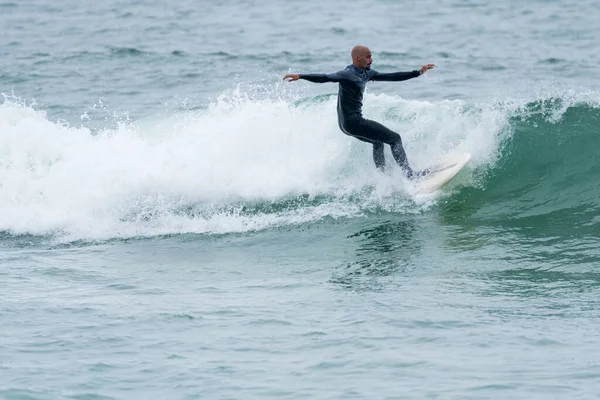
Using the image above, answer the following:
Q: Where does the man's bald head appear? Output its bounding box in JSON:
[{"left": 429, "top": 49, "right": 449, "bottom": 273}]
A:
[
  {"left": 351, "top": 45, "right": 373, "bottom": 70},
  {"left": 351, "top": 45, "right": 370, "bottom": 59}
]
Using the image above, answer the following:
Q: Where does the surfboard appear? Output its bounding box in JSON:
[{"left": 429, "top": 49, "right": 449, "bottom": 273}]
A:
[{"left": 415, "top": 152, "right": 471, "bottom": 193}]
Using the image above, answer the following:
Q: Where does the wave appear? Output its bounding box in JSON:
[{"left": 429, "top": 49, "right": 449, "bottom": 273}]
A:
[
  {"left": 1, "top": 87, "right": 598, "bottom": 241},
  {"left": 441, "top": 97, "right": 600, "bottom": 234}
]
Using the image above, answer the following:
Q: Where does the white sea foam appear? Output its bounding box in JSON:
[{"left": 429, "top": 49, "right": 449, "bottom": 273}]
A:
[{"left": 0, "top": 90, "right": 515, "bottom": 240}]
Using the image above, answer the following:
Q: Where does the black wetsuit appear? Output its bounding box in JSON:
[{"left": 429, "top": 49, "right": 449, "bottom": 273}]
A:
[{"left": 299, "top": 65, "right": 420, "bottom": 177}]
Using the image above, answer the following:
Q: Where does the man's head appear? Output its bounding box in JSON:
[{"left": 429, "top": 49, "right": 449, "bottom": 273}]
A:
[{"left": 351, "top": 45, "right": 372, "bottom": 70}]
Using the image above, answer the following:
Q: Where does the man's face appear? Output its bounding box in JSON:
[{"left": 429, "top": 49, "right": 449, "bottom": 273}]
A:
[{"left": 358, "top": 52, "right": 373, "bottom": 70}]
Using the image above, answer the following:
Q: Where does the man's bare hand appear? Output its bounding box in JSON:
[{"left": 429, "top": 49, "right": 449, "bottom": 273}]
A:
[
  {"left": 419, "top": 64, "right": 435, "bottom": 75},
  {"left": 283, "top": 74, "right": 300, "bottom": 82}
]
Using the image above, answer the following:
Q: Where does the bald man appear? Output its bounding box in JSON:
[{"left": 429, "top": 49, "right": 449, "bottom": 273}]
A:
[{"left": 284, "top": 45, "right": 434, "bottom": 179}]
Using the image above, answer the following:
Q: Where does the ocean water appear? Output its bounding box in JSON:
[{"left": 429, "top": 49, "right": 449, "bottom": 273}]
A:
[{"left": 2, "top": 0, "right": 600, "bottom": 398}]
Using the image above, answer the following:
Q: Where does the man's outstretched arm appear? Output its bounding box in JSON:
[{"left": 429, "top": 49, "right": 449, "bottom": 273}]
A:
[
  {"left": 370, "top": 64, "right": 435, "bottom": 82},
  {"left": 283, "top": 71, "right": 347, "bottom": 83}
]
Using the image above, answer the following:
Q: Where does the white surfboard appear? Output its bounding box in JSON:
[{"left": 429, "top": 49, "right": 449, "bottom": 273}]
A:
[{"left": 415, "top": 152, "right": 471, "bottom": 193}]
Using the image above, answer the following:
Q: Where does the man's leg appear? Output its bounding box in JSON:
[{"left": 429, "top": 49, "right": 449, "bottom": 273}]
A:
[
  {"left": 373, "top": 143, "right": 385, "bottom": 170},
  {"left": 346, "top": 119, "right": 415, "bottom": 177},
  {"left": 341, "top": 125, "right": 386, "bottom": 170},
  {"left": 389, "top": 137, "right": 412, "bottom": 177}
]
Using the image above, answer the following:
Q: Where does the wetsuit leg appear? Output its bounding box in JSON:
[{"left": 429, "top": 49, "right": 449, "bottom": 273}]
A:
[
  {"left": 372, "top": 142, "right": 385, "bottom": 170},
  {"left": 344, "top": 118, "right": 414, "bottom": 177}
]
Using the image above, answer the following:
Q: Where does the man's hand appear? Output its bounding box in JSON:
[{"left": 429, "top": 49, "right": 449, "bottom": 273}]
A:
[
  {"left": 283, "top": 74, "right": 300, "bottom": 82},
  {"left": 419, "top": 64, "right": 435, "bottom": 75}
]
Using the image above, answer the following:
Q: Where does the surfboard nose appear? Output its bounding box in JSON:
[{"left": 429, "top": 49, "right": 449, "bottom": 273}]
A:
[{"left": 416, "top": 152, "right": 471, "bottom": 193}]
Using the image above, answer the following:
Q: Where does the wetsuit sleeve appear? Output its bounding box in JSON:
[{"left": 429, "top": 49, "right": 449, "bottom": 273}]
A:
[
  {"left": 370, "top": 70, "right": 420, "bottom": 82},
  {"left": 299, "top": 71, "right": 348, "bottom": 83}
]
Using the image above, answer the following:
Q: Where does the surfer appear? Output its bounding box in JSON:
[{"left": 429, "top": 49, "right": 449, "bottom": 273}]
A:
[{"left": 283, "top": 45, "right": 434, "bottom": 179}]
